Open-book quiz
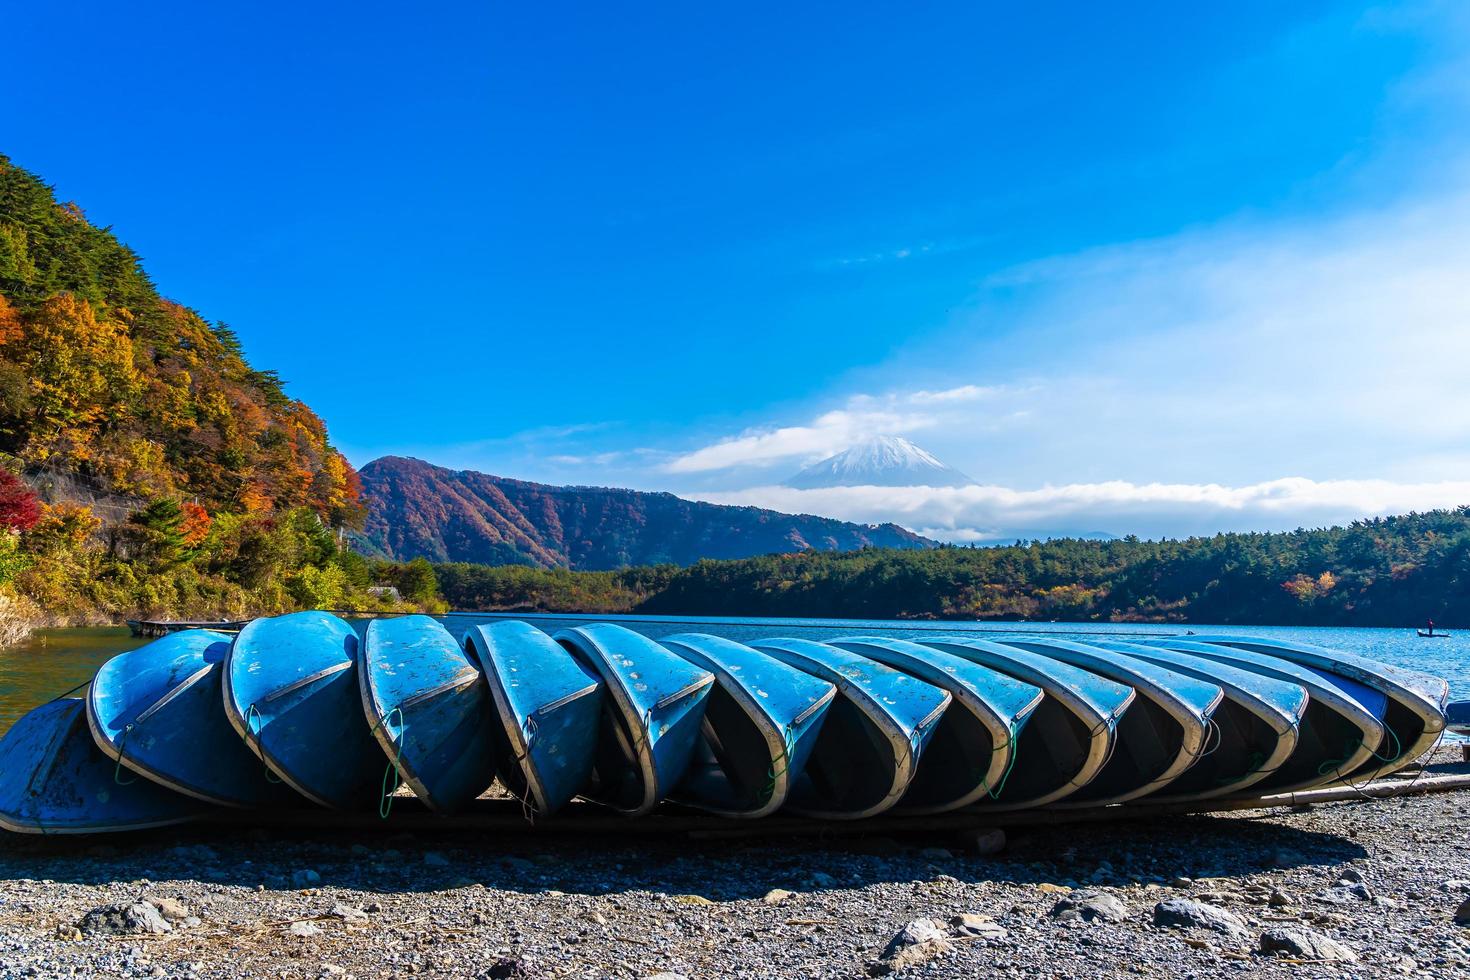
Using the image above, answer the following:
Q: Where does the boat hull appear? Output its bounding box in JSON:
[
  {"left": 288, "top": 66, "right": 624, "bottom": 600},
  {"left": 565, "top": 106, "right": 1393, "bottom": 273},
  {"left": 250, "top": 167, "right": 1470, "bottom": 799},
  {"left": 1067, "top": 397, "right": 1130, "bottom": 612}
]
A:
[
  {"left": 223, "top": 611, "right": 384, "bottom": 810},
  {"left": 466, "top": 621, "right": 603, "bottom": 816},
  {"left": 660, "top": 633, "right": 836, "bottom": 818},
  {"left": 0, "top": 699, "right": 206, "bottom": 834},
  {"left": 555, "top": 624, "right": 714, "bottom": 816},
  {"left": 752, "top": 638, "right": 950, "bottom": 820},
  {"left": 827, "top": 636, "right": 1043, "bottom": 813},
  {"left": 361, "top": 616, "right": 498, "bottom": 813},
  {"left": 87, "top": 630, "right": 302, "bottom": 808}
]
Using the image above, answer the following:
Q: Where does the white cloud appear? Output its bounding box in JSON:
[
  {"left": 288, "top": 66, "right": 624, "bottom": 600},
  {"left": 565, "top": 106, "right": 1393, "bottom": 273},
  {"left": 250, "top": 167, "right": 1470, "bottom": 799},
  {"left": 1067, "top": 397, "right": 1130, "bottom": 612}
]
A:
[
  {"left": 663, "top": 385, "right": 1026, "bottom": 475},
  {"left": 690, "top": 477, "right": 1470, "bottom": 542}
]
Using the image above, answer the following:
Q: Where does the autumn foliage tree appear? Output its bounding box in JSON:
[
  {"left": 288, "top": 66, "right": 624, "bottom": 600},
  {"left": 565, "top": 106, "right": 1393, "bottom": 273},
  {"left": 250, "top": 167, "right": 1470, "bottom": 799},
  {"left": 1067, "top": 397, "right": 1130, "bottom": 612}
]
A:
[{"left": 0, "top": 469, "right": 39, "bottom": 532}]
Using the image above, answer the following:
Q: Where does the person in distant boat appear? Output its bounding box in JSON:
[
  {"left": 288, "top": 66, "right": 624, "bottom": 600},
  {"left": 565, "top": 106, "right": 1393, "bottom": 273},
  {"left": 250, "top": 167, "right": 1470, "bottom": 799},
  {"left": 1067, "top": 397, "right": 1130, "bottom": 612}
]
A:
[{"left": 1427, "top": 619, "right": 1435, "bottom": 635}]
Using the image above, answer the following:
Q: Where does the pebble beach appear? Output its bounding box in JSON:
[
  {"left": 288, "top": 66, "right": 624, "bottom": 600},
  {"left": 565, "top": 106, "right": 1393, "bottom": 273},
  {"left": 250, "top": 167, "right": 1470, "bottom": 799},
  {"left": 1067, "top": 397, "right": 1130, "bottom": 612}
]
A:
[{"left": 2, "top": 747, "right": 1467, "bottom": 980}]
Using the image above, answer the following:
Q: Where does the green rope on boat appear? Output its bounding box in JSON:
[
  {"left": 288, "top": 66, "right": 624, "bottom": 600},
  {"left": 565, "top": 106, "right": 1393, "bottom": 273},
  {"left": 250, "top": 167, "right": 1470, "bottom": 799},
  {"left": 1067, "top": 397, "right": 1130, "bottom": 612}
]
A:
[
  {"left": 1317, "top": 736, "right": 1364, "bottom": 777},
  {"left": 981, "top": 730, "right": 1020, "bottom": 801},
  {"left": 243, "top": 703, "right": 283, "bottom": 784},
  {"left": 1216, "top": 750, "right": 1266, "bottom": 786},
  {"left": 759, "top": 726, "right": 799, "bottom": 806},
  {"left": 112, "top": 723, "right": 137, "bottom": 786},
  {"left": 1366, "top": 723, "right": 1403, "bottom": 764},
  {"left": 369, "top": 707, "right": 407, "bottom": 819}
]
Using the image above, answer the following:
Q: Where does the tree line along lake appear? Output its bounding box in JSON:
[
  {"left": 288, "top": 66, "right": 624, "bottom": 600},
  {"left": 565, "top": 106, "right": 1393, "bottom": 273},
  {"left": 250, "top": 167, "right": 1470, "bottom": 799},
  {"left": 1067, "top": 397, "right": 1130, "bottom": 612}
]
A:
[{"left": 1, "top": 615, "right": 1466, "bottom": 738}]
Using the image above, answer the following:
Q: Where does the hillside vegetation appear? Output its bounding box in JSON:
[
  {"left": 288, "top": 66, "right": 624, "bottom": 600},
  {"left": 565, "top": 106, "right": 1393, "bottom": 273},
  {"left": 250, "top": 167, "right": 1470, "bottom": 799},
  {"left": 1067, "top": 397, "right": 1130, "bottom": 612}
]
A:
[
  {"left": 0, "top": 154, "right": 435, "bottom": 631},
  {"left": 437, "top": 508, "right": 1470, "bottom": 626},
  {"left": 356, "top": 455, "right": 933, "bottom": 569}
]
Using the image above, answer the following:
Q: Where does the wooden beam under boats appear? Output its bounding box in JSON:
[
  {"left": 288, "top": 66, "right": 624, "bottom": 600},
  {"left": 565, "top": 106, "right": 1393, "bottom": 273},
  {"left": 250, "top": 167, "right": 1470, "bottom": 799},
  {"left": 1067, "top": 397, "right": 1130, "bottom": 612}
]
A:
[{"left": 198, "top": 771, "right": 1470, "bottom": 837}]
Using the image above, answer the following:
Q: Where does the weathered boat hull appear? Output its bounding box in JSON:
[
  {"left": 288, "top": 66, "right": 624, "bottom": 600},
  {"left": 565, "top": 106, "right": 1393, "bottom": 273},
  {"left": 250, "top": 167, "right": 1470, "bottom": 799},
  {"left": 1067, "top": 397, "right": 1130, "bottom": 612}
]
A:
[
  {"left": 1186, "top": 635, "right": 1449, "bottom": 780},
  {"left": 752, "top": 638, "right": 950, "bottom": 820},
  {"left": 87, "top": 630, "right": 302, "bottom": 808},
  {"left": 917, "top": 637, "right": 1133, "bottom": 809},
  {"left": 1141, "top": 638, "right": 1388, "bottom": 792},
  {"left": 223, "top": 611, "right": 384, "bottom": 810},
  {"left": 0, "top": 699, "right": 206, "bottom": 834},
  {"left": 556, "top": 624, "right": 714, "bottom": 816},
  {"left": 826, "top": 636, "right": 1044, "bottom": 813},
  {"left": 361, "top": 616, "right": 498, "bottom": 813},
  {"left": 1091, "top": 640, "right": 1308, "bottom": 802},
  {"left": 660, "top": 633, "right": 836, "bottom": 818},
  {"left": 466, "top": 621, "right": 603, "bottom": 816},
  {"left": 987, "top": 637, "right": 1223, "bottom": 807}
]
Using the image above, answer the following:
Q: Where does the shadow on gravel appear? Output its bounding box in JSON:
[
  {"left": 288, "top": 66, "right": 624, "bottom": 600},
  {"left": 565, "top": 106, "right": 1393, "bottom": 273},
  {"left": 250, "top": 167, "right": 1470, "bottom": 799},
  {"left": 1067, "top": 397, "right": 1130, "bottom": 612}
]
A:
[{"left": 0, "top": 809, "right": 1368, "bottom": 901}]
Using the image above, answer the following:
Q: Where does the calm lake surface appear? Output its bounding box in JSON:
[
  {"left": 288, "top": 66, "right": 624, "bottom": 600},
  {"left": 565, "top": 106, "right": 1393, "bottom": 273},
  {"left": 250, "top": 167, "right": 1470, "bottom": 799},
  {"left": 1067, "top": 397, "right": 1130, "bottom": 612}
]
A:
[{"left": 2, "top": 615, "right": 1467, "bottom": 736}]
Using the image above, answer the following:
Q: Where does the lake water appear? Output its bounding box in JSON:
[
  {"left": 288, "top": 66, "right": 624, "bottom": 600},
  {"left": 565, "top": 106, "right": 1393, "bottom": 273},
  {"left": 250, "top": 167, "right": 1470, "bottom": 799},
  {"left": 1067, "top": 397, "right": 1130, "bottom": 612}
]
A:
[{"left": 2, "top": 615, "right": 1467, "bottom": 737}]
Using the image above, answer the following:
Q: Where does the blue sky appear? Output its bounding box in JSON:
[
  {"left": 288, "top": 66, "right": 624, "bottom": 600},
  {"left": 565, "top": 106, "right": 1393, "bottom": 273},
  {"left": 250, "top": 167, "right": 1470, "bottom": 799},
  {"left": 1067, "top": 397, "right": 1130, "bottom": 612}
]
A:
[{"left": 7, "top": 2, "right": 1470, "bottom": 539}]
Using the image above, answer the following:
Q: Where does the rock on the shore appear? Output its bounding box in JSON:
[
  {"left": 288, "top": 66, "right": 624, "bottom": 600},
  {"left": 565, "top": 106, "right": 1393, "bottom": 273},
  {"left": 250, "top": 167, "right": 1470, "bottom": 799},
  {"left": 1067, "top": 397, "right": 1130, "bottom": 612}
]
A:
[
  {"left": 1259, "top": 927, "right": 1358, "bottom": 962},
  {"left": 1152, "top": 899, "right": 1248, "bottom": 938},
  {"left": 1454, "top": 896, "right": 1470, "bottom": 926},
  {"left": 869, "top": 918, "right": 952, "bottom": 976},
  {"left": 762, "top": 888, "right": 795, "bottom": 905},
  {"left": 146, "top": 896, "right": 191, "bottom": 922},
  {"left": 1051, "top": 889, "right": 1129, "bottom": 923},
  {"left": 76, "top": 902, "right": 173, "bottom": 937},
  {"left": 950, "top": 913, "right": 1008, "bottom": 941}
]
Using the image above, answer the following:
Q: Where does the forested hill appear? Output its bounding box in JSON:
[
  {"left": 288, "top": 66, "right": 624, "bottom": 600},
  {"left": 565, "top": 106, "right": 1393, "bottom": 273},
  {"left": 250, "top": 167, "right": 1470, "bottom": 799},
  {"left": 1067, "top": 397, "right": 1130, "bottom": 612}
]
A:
[
  {"left": 0, "top": 154, "right": 360, "bottom": 522},
  {"left": 435, "top": 507, "right": 1470, "bottom": 626},
  {"left": 0, "top": 153, "right": 405, "bottom": 627},
  {"left": 356, "top": 455, "right": 935, "bottom": 569}
]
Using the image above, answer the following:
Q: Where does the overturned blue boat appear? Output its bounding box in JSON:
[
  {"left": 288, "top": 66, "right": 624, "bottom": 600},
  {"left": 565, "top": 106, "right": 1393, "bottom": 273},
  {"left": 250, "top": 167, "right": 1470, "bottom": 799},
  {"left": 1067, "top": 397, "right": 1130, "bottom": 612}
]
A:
[
  {"left": 0, "top": 698, "right": 206, "bottom": 834},
  {"left": 752, "top": 638, "right": 951, "bottom": 819},
  {"left": 1187, "top": 635, "right": 1449, "bottom": 781},
  {"left": 825, "top": 636, "right": 1043, "bottom": 813},
  {"left": 557, "top": 624, "right": 714, "bottom": 816},
  {"left": 987, "top": 637, "right": 1223, "bottom": 806},
  {"left": 223, "top": 611, "right": 385, "bottom": 810},
  {"left": 660, "top": 633, "right": 836, "bottom": 818},
  {"left": 466, "top": 621, "right": 603, "bottom": 816},
  {"left": 87, "top": 630, "right": 302, "bottom": 808},
  {"left": 361, "top": 616, "right": 498, "bottom": 813},
  {"left": 917, "top": 636, "right": 1134, "bottom": 809},
  {"left": 1090, "top": 640, "right": 1309, "bottom": 802},
  {"left": 1140, "top": 638, "right": 1389, "bottom": 793}
]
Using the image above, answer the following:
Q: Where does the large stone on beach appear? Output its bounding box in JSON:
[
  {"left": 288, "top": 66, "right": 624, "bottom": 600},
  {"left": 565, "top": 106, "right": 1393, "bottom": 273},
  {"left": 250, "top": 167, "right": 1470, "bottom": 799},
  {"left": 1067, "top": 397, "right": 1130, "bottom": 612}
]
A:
[
  {"left": 1259, "top": 927, "right": 1357, "bottom": 962},
  {"left": 869, "top": 918, "right": 953, "bottom": 975},
  {"left": 1051, "top": 889, "right": 1129, "bottom": 923},
  {"left": 1153, "top": 898, "right": 1248, "bottom": 938},
  {"left": 76, "top": 902, "right": 173, "bottom": 937},
  {"left": 1454, "top": 896, "right": 1470, "bottom": 926}
]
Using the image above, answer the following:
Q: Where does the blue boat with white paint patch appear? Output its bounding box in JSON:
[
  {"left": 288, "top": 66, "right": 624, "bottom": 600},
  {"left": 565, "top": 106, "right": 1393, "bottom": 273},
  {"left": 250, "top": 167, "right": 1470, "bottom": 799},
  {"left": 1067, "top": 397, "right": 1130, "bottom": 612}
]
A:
[
  {"left": 223, "top": 611, "right": 384, "bottom": 810},
  {"left": 917, "top": 636, "right": 1134, "bottom": 809},
  {"left": 1186, "top": 635, "right": 1449, "bottom": 780},
  {"left": 1140, "top": 638, "right": 1388, "bottom": 792},
  {"left": 1089, "top": 640, "right": 1308, "bottom": 802},
  {"left": 361, "top": 616, "right": 498, "bottom": 813},
  {"left": 86, "top": 630, "right": 303, "bottom": 808},
  {"left": 659, "top": 633, "right": 836, "bottom": 818},
  {"left": 556, "top": 624, "right": 715, "bottom": 816},
  {"left": 989, "top": 637, "right": 1223, "bottom": 806},
  {"left": 465, "top": 621, "right": 603, "bottom": 816},
  {"left": 751, "top": 638, "right": 951, "bottom": 820},
  {"left": 0, "top": 698, "right": 206, "bottom": 834},
  {"left": 825, "top": 636, "right": 1044, "bottom": 814}
]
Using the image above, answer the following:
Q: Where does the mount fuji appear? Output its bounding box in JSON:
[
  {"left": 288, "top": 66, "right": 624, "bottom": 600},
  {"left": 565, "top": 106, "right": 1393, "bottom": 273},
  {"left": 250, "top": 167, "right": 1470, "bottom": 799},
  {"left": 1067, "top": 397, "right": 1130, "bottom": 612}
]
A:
[{"left": 785, "top": 435, "right": 975, "bottom": 489}]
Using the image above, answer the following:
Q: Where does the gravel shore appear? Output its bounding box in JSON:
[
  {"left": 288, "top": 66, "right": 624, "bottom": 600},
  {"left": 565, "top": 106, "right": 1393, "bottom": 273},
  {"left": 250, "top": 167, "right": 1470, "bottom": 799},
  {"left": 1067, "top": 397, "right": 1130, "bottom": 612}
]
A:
[{"left": 2, "top": 747, "right": 1467, "bottom": 979}]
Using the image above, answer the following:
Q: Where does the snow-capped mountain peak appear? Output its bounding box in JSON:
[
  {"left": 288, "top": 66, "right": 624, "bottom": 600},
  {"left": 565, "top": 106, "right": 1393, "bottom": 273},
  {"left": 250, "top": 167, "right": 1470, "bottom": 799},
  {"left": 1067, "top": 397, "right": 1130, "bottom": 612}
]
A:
[{"left": 784, "top": 435, "right": 975, "bottom": 489}]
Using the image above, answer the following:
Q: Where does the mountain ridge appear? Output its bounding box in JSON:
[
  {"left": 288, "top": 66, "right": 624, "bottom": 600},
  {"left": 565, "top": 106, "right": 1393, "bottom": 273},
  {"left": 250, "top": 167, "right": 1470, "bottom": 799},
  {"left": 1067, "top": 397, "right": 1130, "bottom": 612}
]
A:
[{"left": 357, "top": 455, "right": 936, "bottom": 569}]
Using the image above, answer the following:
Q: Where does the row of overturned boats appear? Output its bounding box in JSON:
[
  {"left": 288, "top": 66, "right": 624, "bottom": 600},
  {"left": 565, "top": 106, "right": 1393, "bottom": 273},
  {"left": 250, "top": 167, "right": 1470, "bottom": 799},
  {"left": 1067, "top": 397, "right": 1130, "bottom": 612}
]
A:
[{"left": 0, "top": 613, "right": 1452, "bottom": 833}]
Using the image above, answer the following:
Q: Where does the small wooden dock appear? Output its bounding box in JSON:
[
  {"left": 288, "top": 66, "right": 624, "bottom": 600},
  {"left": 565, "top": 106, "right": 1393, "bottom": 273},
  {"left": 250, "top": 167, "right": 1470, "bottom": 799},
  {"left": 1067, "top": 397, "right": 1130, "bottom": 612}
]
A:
[{"left": 126, "top": 618, "right": 251, "bottom": 638}]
